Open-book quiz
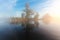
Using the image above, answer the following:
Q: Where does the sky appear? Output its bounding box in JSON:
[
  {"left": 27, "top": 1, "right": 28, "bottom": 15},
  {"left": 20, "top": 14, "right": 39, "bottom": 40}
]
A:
[{"left": 0, "top": 0, "right": 60, "bottom": 18}]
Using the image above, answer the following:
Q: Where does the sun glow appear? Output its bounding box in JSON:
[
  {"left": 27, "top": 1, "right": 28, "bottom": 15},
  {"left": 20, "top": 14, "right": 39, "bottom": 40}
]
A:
[
  {"left": 42, "top": 0, "right": 60, "bottom": 24},
  {"left": 38, "top": 0, "right": 60, "bottom": 24},
  {"left": 48, "top": 0, "right": 60, "bottom": 18}
]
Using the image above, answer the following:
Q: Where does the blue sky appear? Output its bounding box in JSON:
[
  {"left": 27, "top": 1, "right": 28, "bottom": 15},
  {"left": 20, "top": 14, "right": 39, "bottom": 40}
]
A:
[
  {"left": 0, "top": 0, "right": 60, "bottom": 18},
  {"left": 0, "top": 0, "right": 49, "bottom": 17}
]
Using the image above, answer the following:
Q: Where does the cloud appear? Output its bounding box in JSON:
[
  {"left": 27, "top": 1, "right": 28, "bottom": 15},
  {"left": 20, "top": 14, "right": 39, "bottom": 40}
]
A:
[
  {"left": 14, "top": 11, "right": 22, "bottom": 17},
  {"left": 33, "top": 0, "right": 60, "bottom": 17},
  {"left": 42, "top": 0, "right": 60, "bottom": 16},
  {"left": 0, "top": 0, "right": 17, "bottom": 17},
  {"left": 29, "top": 0, "right": 38, "bottom": 2},
  {"left": 0, "top": 0, "right": 17, "bottom": 10}
]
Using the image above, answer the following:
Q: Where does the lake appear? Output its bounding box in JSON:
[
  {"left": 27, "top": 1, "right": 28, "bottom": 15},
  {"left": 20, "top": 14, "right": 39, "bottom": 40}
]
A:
[{"left": 0, "top": 19, "right": 59, "bottom": 40}]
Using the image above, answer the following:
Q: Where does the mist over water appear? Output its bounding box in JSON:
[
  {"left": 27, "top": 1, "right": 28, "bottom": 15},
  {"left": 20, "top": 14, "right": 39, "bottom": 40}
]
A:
[
  {"left": 0, "top": 18, "right": 59, "bottom": 40},
  {"left": 0, "top": 18, "right": 25, "bottom": 40},
  {"left": 39, "top": 21, "right": 60, "bottom": 40}
]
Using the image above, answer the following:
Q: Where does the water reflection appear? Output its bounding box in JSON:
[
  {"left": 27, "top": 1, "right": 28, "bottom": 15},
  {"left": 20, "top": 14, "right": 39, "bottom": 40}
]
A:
[
  {"left": 0, "top": 18, "right": 25, "bottom": 40},
  {"left": 0, "top": 18, "right": 60, "bottom": 40}
]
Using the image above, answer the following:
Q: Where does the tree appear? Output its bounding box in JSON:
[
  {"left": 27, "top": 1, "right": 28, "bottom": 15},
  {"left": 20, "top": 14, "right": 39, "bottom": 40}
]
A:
[
  {"left": 34, "top": 12, "right": 39, "bottom": 27},
  {"left": 22, "top": 2, "right": 35, "bottom": 24},
  {"left": 42, "top": 13, "right": 51, "bottom": 24}
]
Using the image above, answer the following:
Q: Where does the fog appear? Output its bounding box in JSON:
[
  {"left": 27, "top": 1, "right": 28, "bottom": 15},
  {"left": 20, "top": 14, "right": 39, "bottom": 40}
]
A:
[
  {"left": 0, "top": 18, "right": 60, "bottom": 40},
  {"left": 39, "top": 21, "right": 60, "bottom": 40}
]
